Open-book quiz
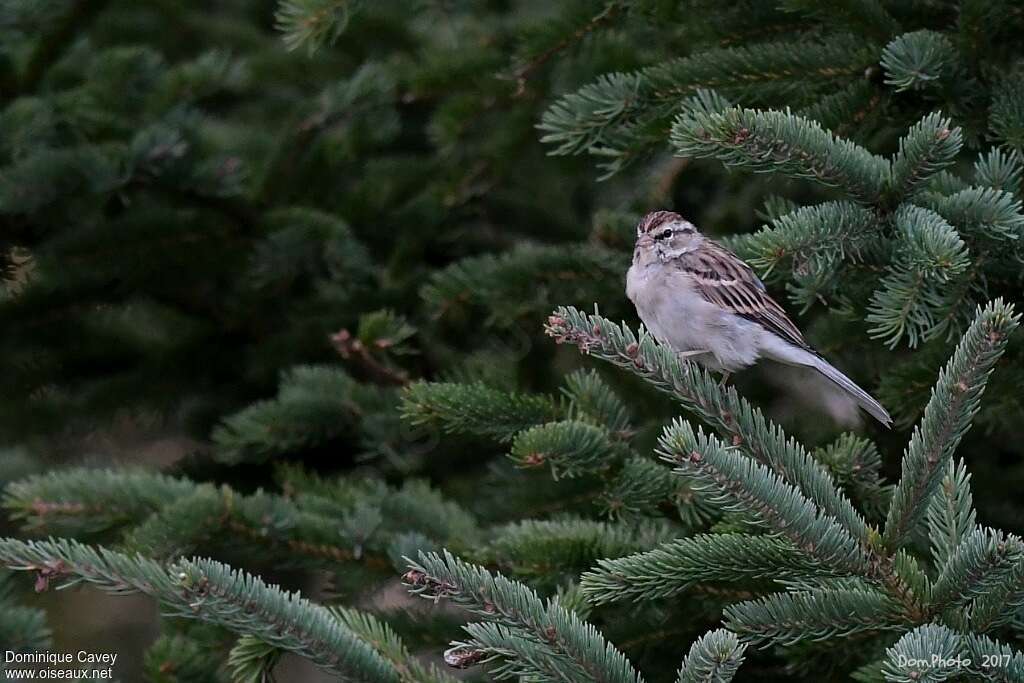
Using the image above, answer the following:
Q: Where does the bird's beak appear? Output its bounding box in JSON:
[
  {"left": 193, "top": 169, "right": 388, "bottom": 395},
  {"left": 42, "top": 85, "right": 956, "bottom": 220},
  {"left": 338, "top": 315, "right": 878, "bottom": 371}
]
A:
[{"left": 636, "top": 234, "right": 654, "bottom": 249}]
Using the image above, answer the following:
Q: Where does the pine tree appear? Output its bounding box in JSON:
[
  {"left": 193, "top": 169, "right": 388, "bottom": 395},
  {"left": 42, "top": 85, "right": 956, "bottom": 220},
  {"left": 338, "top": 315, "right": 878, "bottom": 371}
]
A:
[{"left": 2, "top": 1, "right": 1024, "bottom": 682}]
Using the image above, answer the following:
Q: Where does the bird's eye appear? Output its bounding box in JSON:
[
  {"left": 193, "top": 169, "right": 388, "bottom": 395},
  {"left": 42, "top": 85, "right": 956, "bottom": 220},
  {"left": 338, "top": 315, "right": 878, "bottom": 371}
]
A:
[{"left": 654, "top": 229, "right": 672, "bottom": 240}]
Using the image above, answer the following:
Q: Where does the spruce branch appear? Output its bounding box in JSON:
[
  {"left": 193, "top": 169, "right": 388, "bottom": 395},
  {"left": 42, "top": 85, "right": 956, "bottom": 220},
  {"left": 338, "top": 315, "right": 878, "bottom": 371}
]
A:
[
  {"left": 404, "top": 550, "right": 644, "bottom": 683},
  {"left": 446, "top": 622, "right": 564, "bottom": 678},
  {"left": 545, "top": 309, "right": 935, "bottom": 617},
  {"left": 120, "top": 485, "right": 388, "bottom": 566},
  {"left": 258, "top": 64, "right": 398, "bottom": 203},
  {"left": 797, "top": 81, "right": 882, "bottom": 135},
  {"left": 893, "top": 548, "right": 932, "bottom": 611},
  {"left": 601, "top": 455, "right": 714, "bottom": 524},
  {"left": 926, "top": 459, "right": 978, "bottom": 568},
  {"left": 0, "top": 604, "right": 50, "bottom": 653},
  {"left": 274, "top": 0, "right": 358, "bottom": 54},
  {"left": 152, "top": 48, "right": 250, "bottom": 108},
  {"left": 880, "top": 30, "right": 955, "bottom": 92},
  {"left": 645, "top": 38, "right": 877, "bottom": 105},
  {"left": 724, "top": 588, "right": 907, "bottom": 645},
  {"left": 510, "top": 420, "right": 629, "bottom": 478},
  {"left": 121, "top": 487, "right": 228, "bottom": 558},
  {"left": 142, "top": 628, "right": 230, "bottom": 682},
  {"left": 779, "top": 0, "right": 898, "bottom": 39},
  {"left": 330, "top": 607, "right": 458, "bottom": 683},
  {"left": 6, "top": 468, "right": 472, "bottom": 568},
  {"left": 0, "top": 537, "right": 405, "bottom": 681},
  {"left": 891, "top": 205, "right": 970, "bottom": 279},
  {"left": 675, "top": 629, "right": 746, "bottom": 683},
  {"left": 171, "top": 556, "right": 401, "bottom": 682},
  {"left": 888, "top": 113, "right": 962, "bottom": 202},
  {"left": 6, "top": 470, "right": 376, "bottom": 565},
  {"left": 881, "top": 623, "right": 962, "bottom": 682},
  {"left": 0, "top": 146, "right": 121, "bottom": 215},
  {"left": 580, "top": 534, "right": 835, "bottom": 605},
  {"left": 562, "top": 369, "right": 633, "bottom": 437},
  {"left": 659, "top": 421, "right": 870, "bottom": 574},
  {"left": 971, "top": 556, "right": 1024, "bottom": 632},
  {"left": 227, "top": 635, "right": 281, "bottom": 683},
  {"left": 991, "top": 71, "right": 1024, "bottom": 150},
  {"left": 734, "top": 201, "right": 878, "bottom": 281},
  {"left": 487, "top": 518, "right": 677, "bottom": 588},
  {"left": 212, "top": 365, "right": 393, "bottom": 464},
  {"left": 678, "top": 88, "right": 735, "bottom": 121},
  {"left": 882, "top": 624, "right": 1024, "bottom": 682},
  {"left": 0, "top": 536, "right": 171, "bottom": 596},
  {"left": 275, "top": 471, "right": 479, "bottom": 547},
  {"left": 248, "top": 206, "right": 374, "bottom": 290},
  {"left": 865, "top": 268, "right": 948, "bottom": 349},
  {"left": 866, "top": 205, "right": 971, "bottom": 348},
  {"left": 14, "top": 0, "right": 111, "bottom": 99},
  {"left": 883, "top": 299, "right": 1020, "bottom": 550},
  {"left": 974, "top": 147, "right": 1023, "bottom": 195},
  {"left": 602, "top": 456, "right": 674, "bottom": 519},
  {"left": 4, "top": 468, "right": 195, "bottom": 536},
  {"left": 813, "top": 434, "right": 891, "bottom": 520},
  {"left": 928, "top": 527, "right": 1023, "bottom": 616},
  {"left": 731, "top": 200, "right": 878, "bottom": 308},
  {"left": 401, "top": 381, "right": 559, "bottom": 443},
  {"left": 537, "top": 71, "right": 647, "bottom": 159},
  {"left": 539, "top": 38, "right": 876, "bottom": 176},
  {"left": 670, "top": 106, "right": 889, "bottom": 203},
  {"left": 329, "top": 310, "right": 416, "bottom": 389},
  {"left": 917, "top": 186, "right": 1024, "bottom": 243},
  {"left": 0, "top": 571, "right": 50, "bottom": 652},
  {"left": 962, "top": 633, "right": 1024, "bottom": 682},
  {"left": 544, "top": 306, "right": 870, "bottom": 544},
  {"left": 422, "top": 244, "right": 628, "bottom": 325},
  {"left": 511, "top": 0, "right": 627, "bottom": 92}
]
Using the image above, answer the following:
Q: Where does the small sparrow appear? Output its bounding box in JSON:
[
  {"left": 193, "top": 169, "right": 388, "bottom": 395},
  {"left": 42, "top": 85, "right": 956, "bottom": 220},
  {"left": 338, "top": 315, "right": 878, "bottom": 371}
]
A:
[{"left": 626, "top": 210, "right": 891, "bottom": 427}]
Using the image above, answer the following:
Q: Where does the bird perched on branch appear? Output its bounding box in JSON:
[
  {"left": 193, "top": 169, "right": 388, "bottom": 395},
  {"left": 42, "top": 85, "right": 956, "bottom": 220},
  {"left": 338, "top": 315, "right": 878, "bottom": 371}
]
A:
[{"left": 626, "top": 210, "right": 891, "bottom": 427}]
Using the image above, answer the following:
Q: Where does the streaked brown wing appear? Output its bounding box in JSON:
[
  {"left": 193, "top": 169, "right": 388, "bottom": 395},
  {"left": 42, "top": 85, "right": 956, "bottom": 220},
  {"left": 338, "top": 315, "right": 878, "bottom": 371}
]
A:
[{"left": 677, "top": 239, "right": 813, "bottom": 352}]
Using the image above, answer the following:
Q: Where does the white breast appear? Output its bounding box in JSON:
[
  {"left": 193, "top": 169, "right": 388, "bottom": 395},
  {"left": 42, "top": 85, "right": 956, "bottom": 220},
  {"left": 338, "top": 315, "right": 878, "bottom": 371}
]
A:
[{"left": 626, "top": 261, "right": 763, "bottom": 372}]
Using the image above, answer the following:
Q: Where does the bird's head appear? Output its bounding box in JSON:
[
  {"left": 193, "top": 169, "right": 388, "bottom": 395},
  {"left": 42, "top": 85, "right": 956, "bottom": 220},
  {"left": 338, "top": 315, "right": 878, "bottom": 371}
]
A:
[{"left": 634, "top": 211, "right": 702, "bottom": 263}]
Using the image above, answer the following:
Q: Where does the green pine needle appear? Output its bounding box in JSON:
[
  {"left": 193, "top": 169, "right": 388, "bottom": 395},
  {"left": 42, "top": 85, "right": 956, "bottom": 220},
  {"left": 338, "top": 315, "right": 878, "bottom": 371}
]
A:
[{"left": 883, "top": 300, "right": 1020, "bottom": 550}]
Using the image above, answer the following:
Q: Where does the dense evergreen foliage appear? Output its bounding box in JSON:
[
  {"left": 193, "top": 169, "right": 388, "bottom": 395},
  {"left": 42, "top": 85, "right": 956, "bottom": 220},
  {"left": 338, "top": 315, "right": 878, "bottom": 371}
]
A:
[{"left": 3, "top": 1, "right": 1024, "bottom": 681}]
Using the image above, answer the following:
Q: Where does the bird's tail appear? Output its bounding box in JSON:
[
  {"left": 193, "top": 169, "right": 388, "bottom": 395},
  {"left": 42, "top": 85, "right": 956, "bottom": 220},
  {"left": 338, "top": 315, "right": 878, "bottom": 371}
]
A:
[{"left": 811, "top": 357, "right": 892, "bottom": 428}]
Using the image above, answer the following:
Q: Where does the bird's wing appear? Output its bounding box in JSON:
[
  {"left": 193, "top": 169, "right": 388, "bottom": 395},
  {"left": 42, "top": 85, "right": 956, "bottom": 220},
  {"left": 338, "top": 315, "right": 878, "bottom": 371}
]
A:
[{"left": 676, "top": 239, "right": 813, "bottom": 351}]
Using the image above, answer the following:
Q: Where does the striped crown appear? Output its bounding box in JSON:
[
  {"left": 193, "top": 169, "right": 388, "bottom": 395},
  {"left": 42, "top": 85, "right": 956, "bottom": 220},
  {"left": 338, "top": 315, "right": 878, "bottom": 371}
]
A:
[{"left": 637, "top": 210, "right": 683, "bottom": 235}]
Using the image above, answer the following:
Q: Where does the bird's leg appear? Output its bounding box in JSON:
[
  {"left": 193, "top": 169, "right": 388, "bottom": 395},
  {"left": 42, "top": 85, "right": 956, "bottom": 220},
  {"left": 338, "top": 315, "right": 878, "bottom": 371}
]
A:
[{"left": 718, "top": 371, "right": 731, "bottom": 387}]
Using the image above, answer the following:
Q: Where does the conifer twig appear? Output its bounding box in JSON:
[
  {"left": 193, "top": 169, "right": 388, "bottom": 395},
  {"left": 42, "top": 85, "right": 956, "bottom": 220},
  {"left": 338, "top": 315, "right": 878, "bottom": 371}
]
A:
[
  {"left": 544, "top": 307, "right": 928, "bottom": 618},
  {"left": 404, "top": 550, "right": 644, "bottom": 683},
  {"left": 544, "top": 306, "right": 870, "bottom": 544},
  {"left": 660, "top": 422, "right": 870, "bottom": 573},
  {"left": 883, "top": 300, "right": 1019, "bottom": 550},
  {"left": 0, "top": 538, "right": 403, "bottom": 682},
  {"left": 512, "top": 2, "right": 626, "bottom": 95},
  {"left": 331, "top": 328, "right": 410, "bottom": 385},
  {"left": 675, "top": 629, "right": 746, "bottom": 683},
  {"left": 581, "top": 534, "right": 835, "bottom": 604},
  {"left": 15, "top": 0, "right": 111, "bottom": 99}
]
